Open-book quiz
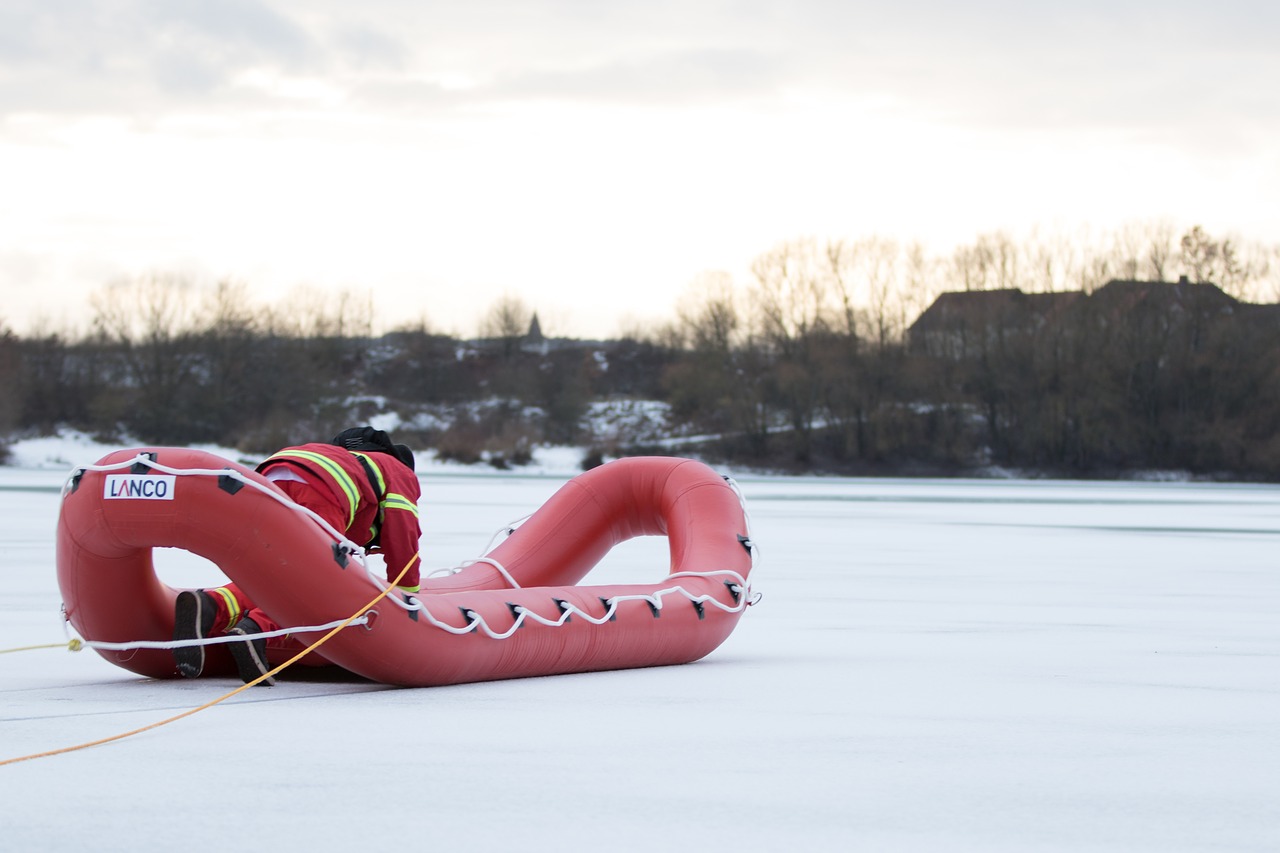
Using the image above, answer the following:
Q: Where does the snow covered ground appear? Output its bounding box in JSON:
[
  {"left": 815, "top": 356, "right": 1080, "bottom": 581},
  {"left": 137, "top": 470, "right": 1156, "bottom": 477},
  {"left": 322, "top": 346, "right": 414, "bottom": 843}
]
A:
[{"left": 2, "top": 444, "right": 1279, "bottom": 851}]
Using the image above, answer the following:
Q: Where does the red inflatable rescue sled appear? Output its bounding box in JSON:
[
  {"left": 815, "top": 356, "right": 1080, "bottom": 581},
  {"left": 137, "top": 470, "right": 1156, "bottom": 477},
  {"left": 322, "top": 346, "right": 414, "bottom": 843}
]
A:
[{"left": 56, "top": 449, "right": 757, "bottom": 687}]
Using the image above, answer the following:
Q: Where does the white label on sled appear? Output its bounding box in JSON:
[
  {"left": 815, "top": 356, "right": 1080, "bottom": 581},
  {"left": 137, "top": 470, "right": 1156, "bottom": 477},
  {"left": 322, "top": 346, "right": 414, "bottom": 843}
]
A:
[{"left": 104, "top": 474, "right": 177, "bottom": 500}]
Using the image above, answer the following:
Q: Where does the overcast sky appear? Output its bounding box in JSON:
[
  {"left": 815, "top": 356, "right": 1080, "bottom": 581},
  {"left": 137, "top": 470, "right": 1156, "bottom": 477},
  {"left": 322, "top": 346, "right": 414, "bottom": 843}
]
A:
[{"left": 2, "top": 0, "right": 1276, "bottom": 337}]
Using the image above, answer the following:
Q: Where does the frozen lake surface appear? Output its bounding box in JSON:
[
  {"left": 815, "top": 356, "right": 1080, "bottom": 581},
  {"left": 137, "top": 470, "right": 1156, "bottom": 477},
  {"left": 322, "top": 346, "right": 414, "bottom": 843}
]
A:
[{"left": 2, "top": 461, "right": 1278, "bottom": 852}]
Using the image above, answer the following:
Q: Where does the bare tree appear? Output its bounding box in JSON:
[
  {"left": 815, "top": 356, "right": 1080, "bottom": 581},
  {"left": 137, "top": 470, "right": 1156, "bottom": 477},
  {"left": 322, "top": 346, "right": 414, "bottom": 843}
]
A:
[
  {"left": 1144, "top": 220, "right": 1179, "bottom": 280},
  {"left": 948, "top": 232, "right": 1023, "bottom": 293},
  {"left": 479, "top": 293, "right": 533, "bottom": 339},
  {"left": 1261, "top": 245, "right": 1280, "bottom": 302},
  {"left": 1024, "top": 227, "right": 1079, "bottom": 293},
  {"left": 986, "top": 231, "right": 1022, "bottom": 291},
  {"left": 673, "top": 272, "right": 741, "bottom": 352},
  {"left": 479, "top": 293, "right": 534, "bottom": 359},
  {"left": 1079, "top": 249, "right": 1115, "bottom": 294},
  {"left": 950, "top": 243, "right": 984, "bottom": 292},
  {"left": 751, "top": 239, "right": 861, "bottom": 463},
  {"left": 822, "top": 241, "right": 859, "bottom": 337},
  {"left": 861, "top": 237, "right": 907, "bottom": 349},
  {"left": 1210, "top": 235, "right": 1275, "bottom": 302},
  {"left": 266, "top": 286, "right": 375, "bottom": 339},
  {"left": 1112, "top": 222, "right": 1150, "bottom": 280},
  {"left": 662, "top": 272, "right": 769, "bottom": 450},
  {"left": 1179, "top": 225, "right": 1220, "bottom": 283},
  {"left": 88, "top": 273, "right": 203, "bottom": 441},
  {"left": 90, "top": 272, "right": 199, "bottom": 345},
  {"left": 750, "top": 238, "right": 838, "bottom": 354}
]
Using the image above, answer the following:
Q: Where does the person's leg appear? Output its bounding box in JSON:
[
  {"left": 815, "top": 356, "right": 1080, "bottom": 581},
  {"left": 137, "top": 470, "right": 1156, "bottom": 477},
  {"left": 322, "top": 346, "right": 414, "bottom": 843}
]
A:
[
  {"left": 205, "top": 584, "right": 280, "bottom": 634},
  {"left": 172, "top": 589, "right": 215, "bottom": 678},
  {"left": 173, "top": 583, "right": 279, "bottom": 680},
  {"left": 226, "top": 616, "right": 276, "bottom": 685}
]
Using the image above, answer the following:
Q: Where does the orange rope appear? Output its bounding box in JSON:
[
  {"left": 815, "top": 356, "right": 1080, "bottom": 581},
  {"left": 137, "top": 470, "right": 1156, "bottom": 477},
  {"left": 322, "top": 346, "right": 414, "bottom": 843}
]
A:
[
  {"left": 0, "top": 557, "right": 417, "bottom": 767},
  {"left": 0, "top": 641, "right": 80, "bottom": 654}
]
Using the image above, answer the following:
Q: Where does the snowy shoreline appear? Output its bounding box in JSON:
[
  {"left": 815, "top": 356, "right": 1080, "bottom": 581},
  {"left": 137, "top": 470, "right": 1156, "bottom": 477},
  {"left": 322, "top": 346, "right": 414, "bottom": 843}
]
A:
[
  {"left": 1, "top": 428, "right": 592, "bottom": 478},
  {"left": 2, "top": 428, "right": 1232, "bottom": 487}
]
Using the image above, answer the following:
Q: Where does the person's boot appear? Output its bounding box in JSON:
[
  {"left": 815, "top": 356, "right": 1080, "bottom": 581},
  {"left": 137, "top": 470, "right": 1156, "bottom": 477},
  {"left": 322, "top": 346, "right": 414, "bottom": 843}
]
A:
[
  {"left": 173, "top": 590, "right": 216, "bottom": 678},
  {"left": 227, "top": 617, "right": 276, "bottom": 686}
]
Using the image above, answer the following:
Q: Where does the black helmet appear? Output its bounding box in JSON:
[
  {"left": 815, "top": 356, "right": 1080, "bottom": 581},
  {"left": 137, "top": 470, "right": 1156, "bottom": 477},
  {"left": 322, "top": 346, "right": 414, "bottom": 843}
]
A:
[
  {"left": 391, "top": 444, "right": 415, "bottom": 471},
  {"left": 331, "top": 426, "right": 415, "bottom": 471}
]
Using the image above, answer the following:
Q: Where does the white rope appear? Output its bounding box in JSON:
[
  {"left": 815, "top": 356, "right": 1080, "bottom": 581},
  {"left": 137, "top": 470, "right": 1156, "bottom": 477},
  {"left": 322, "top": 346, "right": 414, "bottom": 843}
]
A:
[
  {"left": 67, "top": 615, "right": 371, "bottom": 653},
  {"left": 483, "top": 513, "right": 531, "bottom": 552},
  {"left": 723, "top": 474, "right": 760, "bottom": 571},
  {"left": 367, "top": 567, "right": 753, "bottom": 640},
  {"left": 425, "top": 556, "right": 521, "bottom": 589}
]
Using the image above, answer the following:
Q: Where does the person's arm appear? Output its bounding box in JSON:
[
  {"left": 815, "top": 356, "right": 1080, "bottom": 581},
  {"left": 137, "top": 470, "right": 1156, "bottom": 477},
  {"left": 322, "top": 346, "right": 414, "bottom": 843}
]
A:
[{"left": 377, "top": 482, "right": 422, "bottom": 592}]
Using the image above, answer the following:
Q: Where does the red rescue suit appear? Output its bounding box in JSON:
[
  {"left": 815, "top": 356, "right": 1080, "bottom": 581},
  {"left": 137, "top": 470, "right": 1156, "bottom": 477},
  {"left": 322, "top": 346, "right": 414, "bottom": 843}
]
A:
[{"left": 205, "top": 443, "right": 423, "bottom": 637}]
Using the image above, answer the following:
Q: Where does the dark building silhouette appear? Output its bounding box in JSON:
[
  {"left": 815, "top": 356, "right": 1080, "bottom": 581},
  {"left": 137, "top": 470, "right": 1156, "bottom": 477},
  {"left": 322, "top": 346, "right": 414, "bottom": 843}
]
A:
[{"left": 907, "top": 277, "right": 1270, "bottom": 359}]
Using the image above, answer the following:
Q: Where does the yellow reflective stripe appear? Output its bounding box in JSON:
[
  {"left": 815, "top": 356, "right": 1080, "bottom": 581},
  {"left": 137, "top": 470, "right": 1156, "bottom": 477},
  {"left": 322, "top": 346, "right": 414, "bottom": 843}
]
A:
[
  {"left": 210, "top": 587, "right": 241, "bottom": 629},
  {"left": 381, "top": 493, "right": 419, "bottom": 517},
  {"left": 268, "top": 449, "right": 359, "bottom": 529},
  {"left": 397, "top": 584, "right": 421, "bottom": 593}
]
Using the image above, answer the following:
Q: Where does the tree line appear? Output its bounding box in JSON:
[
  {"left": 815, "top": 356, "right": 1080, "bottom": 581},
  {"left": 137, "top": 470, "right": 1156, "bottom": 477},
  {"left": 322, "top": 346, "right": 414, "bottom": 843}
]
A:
[{"left": 2, "top": 223, "right": 1279, "bottom": 479}]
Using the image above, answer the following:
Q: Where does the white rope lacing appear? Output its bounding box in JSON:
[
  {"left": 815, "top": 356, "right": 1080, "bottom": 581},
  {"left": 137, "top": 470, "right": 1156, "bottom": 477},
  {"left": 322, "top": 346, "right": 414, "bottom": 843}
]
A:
[
  {"left": 371, "top": 568, "right": 755, "bottom": 640},
  {"left": 373, "top": 473, "right": 762, "bottom": 640},
  {"left": 62, "top": 453, "right": 760, "bottom": 653},
  {"left": 396, "top": 471, "right": 757, "bottom": 637}
]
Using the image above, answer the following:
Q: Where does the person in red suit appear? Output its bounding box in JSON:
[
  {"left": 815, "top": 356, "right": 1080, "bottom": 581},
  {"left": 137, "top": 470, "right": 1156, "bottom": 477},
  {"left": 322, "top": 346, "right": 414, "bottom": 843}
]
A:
[{"left": 172, "top": 426, "right": 422, "bottom": 685}]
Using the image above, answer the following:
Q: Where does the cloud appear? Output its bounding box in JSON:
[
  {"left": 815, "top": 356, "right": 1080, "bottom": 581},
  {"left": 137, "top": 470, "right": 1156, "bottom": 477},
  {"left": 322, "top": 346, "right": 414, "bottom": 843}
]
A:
[
  {"left": 473, "top": 47, "right": 791, "bottom": 107},
  {"left": 0, "top": 0, "right": 324, "bottom": 117},
  {"left": 769, "top": 0, "right": 1280, "bottom": 150},
  {"left": 330, "top": 24, "right": 410, "bottom": 71},
  {"left": 2, "top": 0, "right": 1276, "bottom": 143}
]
